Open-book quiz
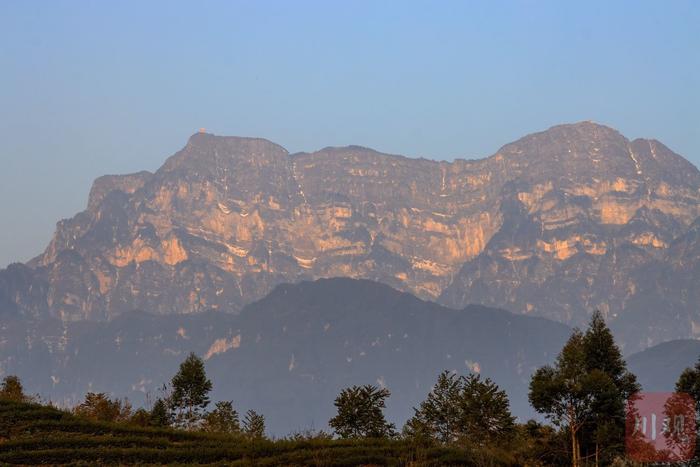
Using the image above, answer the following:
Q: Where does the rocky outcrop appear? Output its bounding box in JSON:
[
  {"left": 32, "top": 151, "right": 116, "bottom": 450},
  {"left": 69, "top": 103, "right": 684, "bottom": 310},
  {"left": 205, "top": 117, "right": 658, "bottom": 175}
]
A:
[
  {"left": 1, "top": 122, "right": 699, "bottom": 350},
  {"left": 438, "top": 127, "right": 700, "bottom": 351}
]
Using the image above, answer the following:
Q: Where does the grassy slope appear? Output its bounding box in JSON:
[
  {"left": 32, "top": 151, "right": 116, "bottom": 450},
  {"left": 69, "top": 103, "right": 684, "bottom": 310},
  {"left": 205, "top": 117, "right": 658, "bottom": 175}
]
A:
[{"left": 0, "top": 400, "right": 511, "bottom": 466}]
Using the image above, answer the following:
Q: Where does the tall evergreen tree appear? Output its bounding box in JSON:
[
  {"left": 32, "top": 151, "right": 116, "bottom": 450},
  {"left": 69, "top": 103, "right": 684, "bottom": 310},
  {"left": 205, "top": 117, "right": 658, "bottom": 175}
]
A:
[
  {"left": 405, "top": 371, "right": 515, "bottom": 446},
  {"left": 329, "top": 385, "right": 395, "bottom": 439},
  {"left": 0, "top": 375, "right": 25, "bottom": 402},
  {"left": 530, "top": 313, "right": 639, "bottom": 467},
  {"left": 529, "top": 329, "right": 598, "bottom": 467},
  {"left": 242, "top": 409, "right": 266, "bottom": 439},
  {"left": 406, "top": 371, "right": 462, "bottom": 443},
  {"left": 581, "top": 310, "right": 639, "bottom": 464},
  {"left": 203, "top": 401, "right": 240, "bottom": 434},
  {"left": 582, "top": 311, "right": 639, "bottom": 399},
  {"left": 150, "top": 398, "right": 171, "bottom": 427},
  {"left": 459, "top": 373, "right": 516, "bottom": 446},
  {"left": 170, "top": 352, "right": 213, "bottom": 429}
]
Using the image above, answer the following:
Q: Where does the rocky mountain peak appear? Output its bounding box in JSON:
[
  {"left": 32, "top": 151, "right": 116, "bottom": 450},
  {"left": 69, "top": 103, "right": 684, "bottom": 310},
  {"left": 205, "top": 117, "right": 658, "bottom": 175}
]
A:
[
  {"left": 491, "top": 121, "right": 636, "bottom": 183},
  {"left": 1, "top": 123, "right": 699, "bottom": 351},
  {"left": 497, "top": 121, "right": 625, "bottom": 153},
  {"left": 159, "top": 132, "right": 289, "bottom": 175},
  {"left": 494, "top": 122, "right": 699, "bottom": 188}
]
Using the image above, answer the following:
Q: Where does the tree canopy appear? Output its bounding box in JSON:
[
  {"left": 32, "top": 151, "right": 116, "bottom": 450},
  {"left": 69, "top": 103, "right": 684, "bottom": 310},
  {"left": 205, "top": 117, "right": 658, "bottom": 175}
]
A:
[
  {"left": 243, "top": 409, "right": 266, "bottom": 439},
  {"left": 676, "top": 356, "right": 700, "bottom": 416},
  {"left": 530, "top": 311, "right": 639, "bottom": 466},
  {"left": 0, "top": 375, "right": 26, "bottom": 402},
  {"left": 329, "top": 385, "right": 395, "bottom": 439},
  {"left": 170, "top": 352, "right": 213, "bottom": 428},
  {"left": 73, "top": 392, "right": 132, "bottom": 423},
  {"left": 405, "top": 371, "right": 515, "bottom": 446},
  {"left": 203, "top": 401, "right": 240, "bottom": 434}
]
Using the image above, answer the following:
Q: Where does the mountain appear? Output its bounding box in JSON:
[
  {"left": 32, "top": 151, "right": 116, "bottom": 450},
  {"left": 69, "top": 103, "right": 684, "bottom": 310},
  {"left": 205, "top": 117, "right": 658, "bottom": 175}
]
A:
[
  {"left": 627, "top": 339, "right": 700, "bottom": 392},
  {"left": 1, "top": 122, "right": 699, "bottom": 351},
  {"left": 0, "top": 278, "right": 571, "bottom": 435}
]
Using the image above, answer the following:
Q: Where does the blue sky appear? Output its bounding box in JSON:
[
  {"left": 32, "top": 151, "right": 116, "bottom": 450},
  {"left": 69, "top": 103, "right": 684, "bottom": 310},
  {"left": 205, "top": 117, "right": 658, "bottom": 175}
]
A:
[{"left": 0, "top": 0, "right": 698, "bottom": 267}]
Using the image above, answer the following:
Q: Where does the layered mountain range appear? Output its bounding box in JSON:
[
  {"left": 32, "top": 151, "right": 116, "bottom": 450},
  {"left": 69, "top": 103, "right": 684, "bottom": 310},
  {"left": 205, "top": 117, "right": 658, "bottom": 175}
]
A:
[
  {"left": 1, "top": 121, "right": 699, "bottom": 433},
  {"left": 0, "top": 122, "right": 700, "bottom": 351},
  {"left": 1, "top": 122, "right": 699, "bottom": 352},
  {"left": 1, "top": 278, "right": 696, "bottom": 435},
  {"left": 0, "top": 278, "right": 572, "bottom": 434}
]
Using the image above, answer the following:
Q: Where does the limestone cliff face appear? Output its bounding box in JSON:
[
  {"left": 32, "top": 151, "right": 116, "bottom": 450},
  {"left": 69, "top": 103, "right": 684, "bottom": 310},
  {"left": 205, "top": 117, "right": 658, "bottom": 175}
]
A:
[
  {"left": 439, "top": 125, "right": 700, "bottom": 351},
  {"left": 2, "top": 122, "right": 699, "bottom": 350}
]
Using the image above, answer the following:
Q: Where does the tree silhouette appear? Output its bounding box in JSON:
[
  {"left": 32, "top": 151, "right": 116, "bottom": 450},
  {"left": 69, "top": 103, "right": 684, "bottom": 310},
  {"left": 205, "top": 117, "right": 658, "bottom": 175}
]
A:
[
  {"left": 674, "top": 355, "right": 700, "bottom": 460},
  {"left": 580, "top": 310, "right": 639, "bottom": 464},
  {"left": 530, "top": 329, "right": 596, "bottom": 467},
  {"left": 203, "top": 401, "right": 240, "bottom": 434},
  {"left": 406, "top": 371, "right": 462, "bottom": 443},
  {"left": 459, "top": 373, "right": 515, "bottom": 446},
  {"left": 676, "top": 356, "right": 700, "bottom": 418},
  {"left": 406, "top": 371, "right": 515, "bottom": 446},
  {"left": 74, "top": 392, "right": 132, "bottom": 422},
  {"left": 149, "top": 398, "right": 171, "bottom": 427},
  {"left": 170, "top": 352, "right": 212, "bottom": 429},
  {"left": 0, "top": 375, "right": 26, "bottom": 402},
  {"left": 329, "top": 385, "right": 395, "bottom": 439},
  {"left": 530, "top": 313, "right": 639, "bottom": 467},
  {"left": 243, "top": 409, "right": 266, "bottom": 439}
]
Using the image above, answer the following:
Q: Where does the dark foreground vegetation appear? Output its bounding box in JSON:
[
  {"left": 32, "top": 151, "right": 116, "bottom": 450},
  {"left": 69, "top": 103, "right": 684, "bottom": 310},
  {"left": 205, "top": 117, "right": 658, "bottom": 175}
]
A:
[
  {"left": 0, "top": 398, "right": 524, "bottom": 466},
  {"left": 3, "top": 310, "right": 700, "bottom": 465}
]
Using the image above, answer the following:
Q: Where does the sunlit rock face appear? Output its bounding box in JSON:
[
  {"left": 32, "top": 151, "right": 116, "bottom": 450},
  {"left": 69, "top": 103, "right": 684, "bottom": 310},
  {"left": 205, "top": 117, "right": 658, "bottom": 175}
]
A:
[
  {"left": 2, "top": 122, "right": 699, "bottom": 350},
  {"left": 439, "top": 125, "right": 700, "bottom": 351}
]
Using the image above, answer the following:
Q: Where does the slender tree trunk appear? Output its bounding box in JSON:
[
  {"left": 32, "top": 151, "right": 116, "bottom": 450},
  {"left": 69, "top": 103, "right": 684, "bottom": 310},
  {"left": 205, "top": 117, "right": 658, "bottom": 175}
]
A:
[
  {"left": 595, "top": 441, "right": 599, "bottom": 467},
  {"left": 569, "top": 405, "right": 580, "bottom": 467}
]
